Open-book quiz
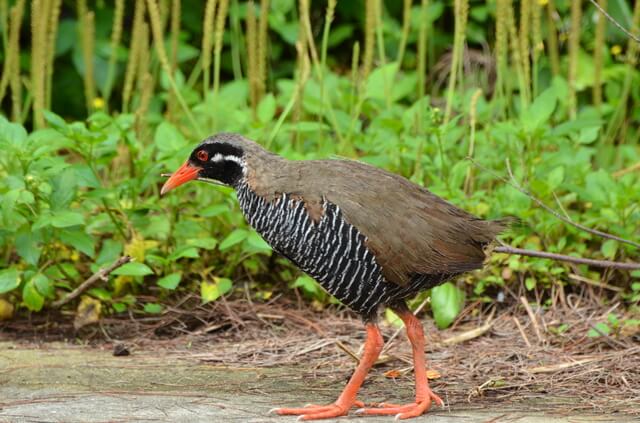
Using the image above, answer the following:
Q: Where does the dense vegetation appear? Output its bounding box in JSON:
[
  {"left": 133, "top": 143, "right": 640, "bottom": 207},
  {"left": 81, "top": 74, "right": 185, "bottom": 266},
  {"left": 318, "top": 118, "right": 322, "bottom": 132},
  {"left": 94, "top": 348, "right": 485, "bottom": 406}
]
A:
[{"left": 0, "top": 0, "right": 638, "bottom": 330}]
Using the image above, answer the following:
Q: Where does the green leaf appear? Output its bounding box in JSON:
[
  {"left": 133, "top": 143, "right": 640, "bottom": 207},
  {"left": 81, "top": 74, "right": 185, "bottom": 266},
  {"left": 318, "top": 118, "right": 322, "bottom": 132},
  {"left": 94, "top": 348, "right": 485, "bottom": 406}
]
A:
[
  {"left": 0, "top": 269, "right": 21, "bottom": 294},
  {"left": 49, "top": 167, "right": 77, "bottom": 210},
  {"left": 201, "top": 280, "right": 220, "bottom": 304},
  {"left": 157, "top": 272, "right": 182, "bottom": 290},
  {"left": 522, "top": 87, "right": 557, "bottom": 132},
  {"left": 15, "top": 229, "right": 42, "bottom": 266},
  {"left": 50, "top": 211, "right": 85, "bottom": 228},
  {"left": 246, "top": 232, "right": 272, "bottom": 253},
  {"left": 292, "top": 275, "right": 320, "bottom": 296},
  {"left": 431, "top": 282, "right": 465, "bottom": 329},
  {"left": 200, "top": 277, "right": 232, "bottom": 304},
  {"left": 88, "top": 288, "right": 112, "bottom": 301},
  {"left": 59, "top": 229, "right": 95, "bottom": 257},
  {"left": 385, "top": 308, "right": 404, "bottom": 328},
  {"left": 144, "top": 303, "right": 163, "bottom": 314},
  {"left": 546, "top": 166, "right": 565, "bottom": 190},
  {"left": 23, "top": 280, "right": 45, "bottom": 311},
  {"left": 32, "top": 273, "right": 54, "bottom": 298},
  {"left": 217, "top": 277, "right": 232, "bottom": 296},
  {"left": 218, "top": 228, "right": 248, "bottom": 250},
  {"left": 168, "top": 246, "right": 199, "bottom": 261},
  {"left": 154, "top": 121, "right": 186, "bottom": 154},
  {"left": 587, "top": 322, "right": 611, "bottom": 337},
  {"left": 601, "top": 240, "right": 618, "bottom": 259},
  {"left": 112, "top": 262, "right": 154, "bottom": 276},
  {"left": 257, "top": 93, "right": 277, "bottom": 124}
]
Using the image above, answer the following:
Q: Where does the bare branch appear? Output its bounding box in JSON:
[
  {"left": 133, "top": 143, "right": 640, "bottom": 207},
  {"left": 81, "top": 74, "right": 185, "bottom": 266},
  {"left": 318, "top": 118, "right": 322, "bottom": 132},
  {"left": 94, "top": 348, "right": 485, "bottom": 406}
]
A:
[
  {"left": 468, "top": 157, "right": 640, "bottom": 249},
  {"left": 52, "top": 256, "right": 133, "bottom": 308},
  {"left": 588, "top": 0, "right": 640, "bottom": 44},
  {"left": 494, "top": 245, "right": 640, "bottom": 270}
]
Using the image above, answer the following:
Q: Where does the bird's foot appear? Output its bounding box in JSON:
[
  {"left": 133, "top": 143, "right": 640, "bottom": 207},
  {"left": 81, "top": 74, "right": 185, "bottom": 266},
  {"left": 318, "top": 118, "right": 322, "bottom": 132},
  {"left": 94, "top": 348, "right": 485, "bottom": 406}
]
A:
[
  {"left": 355, "top": 391, "right": 443, "bottom": 420},
  {"left": 271, "top": 400, "right": 364, "bottom": 421}
]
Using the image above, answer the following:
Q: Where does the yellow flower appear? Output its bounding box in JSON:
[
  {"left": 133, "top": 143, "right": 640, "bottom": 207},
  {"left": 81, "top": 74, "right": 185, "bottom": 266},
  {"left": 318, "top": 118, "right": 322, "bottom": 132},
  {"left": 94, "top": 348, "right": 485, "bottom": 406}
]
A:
[
  {"left": 611, "top": 45, "right": 622, "bottom": 56},
  {"left": 538, "top": 0, "right": 548, "bottom": 5},
  {"left": 92, "top": 97, "right": 105, "bottom": 109}
]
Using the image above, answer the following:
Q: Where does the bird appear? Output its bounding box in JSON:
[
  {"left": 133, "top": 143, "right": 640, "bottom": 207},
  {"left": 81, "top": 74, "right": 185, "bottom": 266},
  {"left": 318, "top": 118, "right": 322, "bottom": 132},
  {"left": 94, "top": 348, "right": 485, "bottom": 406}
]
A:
[{"left": 161, "top": 133, "right": 508, "bottom": 420}]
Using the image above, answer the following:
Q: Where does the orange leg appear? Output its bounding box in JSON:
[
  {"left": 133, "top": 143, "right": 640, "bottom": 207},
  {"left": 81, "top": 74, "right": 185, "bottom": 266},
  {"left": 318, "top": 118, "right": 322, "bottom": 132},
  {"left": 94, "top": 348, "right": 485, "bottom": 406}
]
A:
[
  {"left": 273, "top": 323, "right": 383, "bottom": 420},
  {"left": 357, "top": 308, "right": 443, "bottom": 419}
]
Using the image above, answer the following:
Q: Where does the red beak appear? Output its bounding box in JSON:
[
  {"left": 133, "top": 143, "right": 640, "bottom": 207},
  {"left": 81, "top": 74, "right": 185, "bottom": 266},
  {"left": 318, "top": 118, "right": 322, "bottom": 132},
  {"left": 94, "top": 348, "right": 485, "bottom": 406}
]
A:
[{"left": 161, "top": 161, "right": 202, "bottom": 195}]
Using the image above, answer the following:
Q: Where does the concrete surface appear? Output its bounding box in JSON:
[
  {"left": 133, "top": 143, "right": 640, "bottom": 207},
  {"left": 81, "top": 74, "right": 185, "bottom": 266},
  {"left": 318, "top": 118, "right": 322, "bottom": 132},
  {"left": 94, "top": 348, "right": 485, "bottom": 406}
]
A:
[{"left": 0, "top": 342, "right": 632, "bottom": 423}]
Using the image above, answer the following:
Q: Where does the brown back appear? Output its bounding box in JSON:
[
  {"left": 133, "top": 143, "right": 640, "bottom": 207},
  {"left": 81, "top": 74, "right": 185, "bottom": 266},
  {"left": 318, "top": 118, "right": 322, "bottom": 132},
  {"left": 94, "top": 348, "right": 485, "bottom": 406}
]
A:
[{"left": 233, "top": 137, "right": 506, "bottom": 287}]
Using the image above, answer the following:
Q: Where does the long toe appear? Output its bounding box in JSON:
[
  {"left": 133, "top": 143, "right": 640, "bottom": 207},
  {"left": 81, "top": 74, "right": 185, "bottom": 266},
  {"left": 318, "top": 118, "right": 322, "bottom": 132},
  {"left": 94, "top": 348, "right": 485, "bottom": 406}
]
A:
[
  {"left": 273, "top": 403, "right": 350, "bottom": 420},
  {"left": 357, "top": 400, "right": 435, "bottom": 419}
]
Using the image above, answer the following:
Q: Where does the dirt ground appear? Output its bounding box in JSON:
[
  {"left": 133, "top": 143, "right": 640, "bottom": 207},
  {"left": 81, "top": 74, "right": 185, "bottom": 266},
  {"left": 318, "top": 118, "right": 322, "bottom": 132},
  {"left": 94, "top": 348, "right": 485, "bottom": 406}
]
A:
[{"left": 1, "top": 295, "right": 639, "bottom": 422}]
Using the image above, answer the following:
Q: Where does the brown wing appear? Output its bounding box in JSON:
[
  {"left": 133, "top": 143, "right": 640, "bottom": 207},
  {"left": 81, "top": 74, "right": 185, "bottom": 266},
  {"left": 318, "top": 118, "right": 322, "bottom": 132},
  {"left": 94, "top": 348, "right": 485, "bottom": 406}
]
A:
[
  {"left": 244, "top": 150, "right": 507, "bottom": 287},
  {"left": 294, "top": 160, "right": 507, "bottom": 286}
]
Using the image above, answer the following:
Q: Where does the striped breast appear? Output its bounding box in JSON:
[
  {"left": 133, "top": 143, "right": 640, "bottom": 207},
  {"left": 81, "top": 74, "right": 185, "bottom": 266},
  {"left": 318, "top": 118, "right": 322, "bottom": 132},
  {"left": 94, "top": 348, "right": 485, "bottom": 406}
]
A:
[{"left": 235, "top": 182, "right": 452, "bottom": 316}]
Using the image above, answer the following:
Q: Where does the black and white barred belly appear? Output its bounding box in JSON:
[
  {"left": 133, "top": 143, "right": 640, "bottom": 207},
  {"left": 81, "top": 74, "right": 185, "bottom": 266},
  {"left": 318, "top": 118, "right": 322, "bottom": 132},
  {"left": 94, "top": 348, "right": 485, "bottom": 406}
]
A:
[{"left": 235, "top": 182, "right": 451, "bottom": 316}]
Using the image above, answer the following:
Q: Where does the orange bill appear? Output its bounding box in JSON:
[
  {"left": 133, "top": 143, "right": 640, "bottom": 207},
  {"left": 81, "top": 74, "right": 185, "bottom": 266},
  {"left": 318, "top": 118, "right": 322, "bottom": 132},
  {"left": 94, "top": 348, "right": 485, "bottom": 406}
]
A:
[{"left": 160, "top": 161, "right": 202, "bottom": 195}]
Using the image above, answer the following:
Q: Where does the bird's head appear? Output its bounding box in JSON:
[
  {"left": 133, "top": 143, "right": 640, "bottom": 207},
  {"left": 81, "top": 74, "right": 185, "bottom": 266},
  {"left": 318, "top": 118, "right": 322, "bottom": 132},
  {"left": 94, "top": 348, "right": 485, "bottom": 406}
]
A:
[{"left": 161, "top": 133, "right": 247, "bottom": 195}]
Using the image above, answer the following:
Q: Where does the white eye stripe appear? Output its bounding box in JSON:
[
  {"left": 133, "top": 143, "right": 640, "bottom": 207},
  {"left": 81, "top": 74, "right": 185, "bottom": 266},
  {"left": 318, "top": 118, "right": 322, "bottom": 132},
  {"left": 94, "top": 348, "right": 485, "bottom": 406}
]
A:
[{"left": 210, "top": 153, "right": 244, "bottom": 165}]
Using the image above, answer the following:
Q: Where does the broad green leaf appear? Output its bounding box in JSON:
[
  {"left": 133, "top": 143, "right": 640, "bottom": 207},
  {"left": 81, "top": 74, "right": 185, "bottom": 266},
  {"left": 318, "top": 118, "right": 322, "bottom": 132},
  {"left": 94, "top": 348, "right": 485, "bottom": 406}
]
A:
[
  {"left": 168, "top": 246, "right": 199, "bottom": 261},
  {"left": 200, "top": 278, "right": 232, "bottom": 304},
  {"left": 0, "top": 269, "right": 20, "bottom": 294},
  {"left": 59, "top": 229, "right": 95, "bottom": 257},
  {"left": 522, "top": 87, "right": 557, "bottom": 132},
  {"left": 257, "top": 93, "right": 277, "bottom": 124},
  {"left": 601, "top": 240, "right": 618, "bottom": 259},
  {"left": 201, "top": 280, "right": 220, "bottom": 304},
  {"left": 431, "top": 282, "right": 465, "bottom": 329},
  {"left": 15, "top": 229, "right": 42, "bottom": 266},
  {"left": 154, "top": 121, "right": 186, "bottom": 154},
  {"left": 216, "top": 277, "right": 232, "bottom": 296},
  {"left": 112, "top": 262, "right": 154, "bottom": 276},
  {"left": 23, "top": 280, "right": 45, "bottom": 312},
  {"left": 219, "top": 228, "right": 248, "bottom": 250},
  {"left": 32, "top": 273, "right": 54, "bottom": 298},
  {"left": 246, "top": 232, "right": 272, "bottom": 253},
  {"left": 587, "top": 322, "right": 611, "bottom": 337},
  {"left": 144, "top": 303, "right": 163, "bottom": 314},
  {"left": 292, "top": 275, "right": 319, "bottom": 296},
  {"left": 157, "top": 273, "right": 182, "bottom": 290},
  {"left": 50, "top": 211, "right": 85, "bottom": 228},
  {"left": 50, "top": 167, "right": 77, "bottom": 210}
]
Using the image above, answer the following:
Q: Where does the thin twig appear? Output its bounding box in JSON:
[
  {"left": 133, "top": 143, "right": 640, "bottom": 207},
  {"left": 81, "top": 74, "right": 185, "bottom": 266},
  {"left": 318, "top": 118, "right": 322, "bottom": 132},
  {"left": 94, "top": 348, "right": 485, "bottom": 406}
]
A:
[
  {"left": 494, "top": 245, "right": 640, "bottom": 270},
  {"left": 588, "top": 0, "right": 640, "bottom": 44},
  {"left": 469, "top": 157, "right": 640, "bottom": 249},
  {"left": 513, "top": 316, "right": 532, "bottom": 348},
  {"left": 504, "top": 159, "right": 640, "bottom": 249},
  {"left": 520, "top": 296, "right": 544, "bottom": 343},
  {"left": 52, "top": 256, "right": 132, "bottom": 308},
  {"left": 568, "top": 273, "right": 623, "bottom": 292}
]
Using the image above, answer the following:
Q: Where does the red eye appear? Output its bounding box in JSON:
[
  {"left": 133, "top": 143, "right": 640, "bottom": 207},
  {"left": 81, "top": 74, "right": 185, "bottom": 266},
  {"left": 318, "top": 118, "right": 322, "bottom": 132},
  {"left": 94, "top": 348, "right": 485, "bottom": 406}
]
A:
[{"left": 196, "top": 150, "right": 208, "bottom": 161}]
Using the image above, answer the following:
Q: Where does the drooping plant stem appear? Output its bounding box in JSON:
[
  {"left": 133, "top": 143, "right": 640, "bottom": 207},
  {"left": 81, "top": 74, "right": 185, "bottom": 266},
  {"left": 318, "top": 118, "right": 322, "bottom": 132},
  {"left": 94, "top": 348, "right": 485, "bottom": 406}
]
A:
[
  {"left": 396, "top": 0, "right": 413, "bottom": 67},
  {"left": 104, "top": 0, "right": 124, "bottom": 107},
  {"left": 545, "top": 0, "right": 561, "bottom": 76},
  {"left": 246, "top": 1, "right": 258, "bottom": 114},
  {"left": 31, "top": 0, "right": 50, "bottom": 128},
  {"left": 464, "top": 89, "right": 482, "bottom": 195},
  {"left": 213, "top": 0, "right": 230, "bottom": 98},
  {"left": 444, "top": 0, "right": 468, "bottom": 123},
  {"left": 256, "top": 0, "right": 269, "bottom": 101},
  {"left": 519, "top": 0, "right": 531, "bottom": 104},
  {"left": 202, "top": 0, "right": 217, "bottom": 99},
  {"left": 44, "top": 0, "right": 61, "bottom": 111},
  {"left": 146, "top": 0, "right": 201, "bottom": 135},
  {"left": 593, "top": 0, "right": 608, "bottom": 109},
  {"left": 567, "top": 0, "right": 582, "bottom": 119},
  {"left": 362, "top": 0, "right": 376, "bottom": 81},
  {"left": 122, "top": 0, "right": 146, "bottom": 113},
  {"left": 531, "top": 0, "right": 542, "bottom": 97}
]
